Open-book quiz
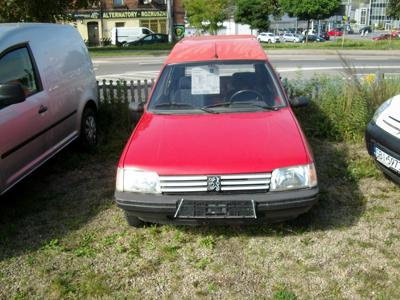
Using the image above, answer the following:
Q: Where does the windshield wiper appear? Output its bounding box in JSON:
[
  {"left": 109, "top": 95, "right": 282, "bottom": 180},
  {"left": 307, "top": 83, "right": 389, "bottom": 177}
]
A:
[
  {"left": 154, "top": 102, "right": 194, "bottom": 109},
  {"left": 204, "top": 101, "right": 279, "bottom": 111},
  {"left": 153, "top": 102, "right": 218, "bottom": 114}
]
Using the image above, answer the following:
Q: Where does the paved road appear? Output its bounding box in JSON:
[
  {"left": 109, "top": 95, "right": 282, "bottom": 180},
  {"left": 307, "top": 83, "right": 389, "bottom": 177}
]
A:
[{"left": 93, "top": 50, "right": 400, "bottom": 81}]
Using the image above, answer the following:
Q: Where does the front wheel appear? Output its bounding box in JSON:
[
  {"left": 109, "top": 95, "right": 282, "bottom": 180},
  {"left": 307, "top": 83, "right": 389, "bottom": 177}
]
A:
[{"left": 79, "top": 106, "right": 97, "bottom": 151}]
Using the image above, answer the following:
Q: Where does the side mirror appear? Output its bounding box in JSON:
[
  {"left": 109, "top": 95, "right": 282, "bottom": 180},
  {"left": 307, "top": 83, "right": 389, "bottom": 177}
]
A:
[
  {"left": 129, "top": 101, "right": 145, "bottom": 124},
  {"left": 0, "top": 83, "right": 26, "bottom": 110},
  {"left": 290, "top": 96, "right": 310, "bottom": 108}
]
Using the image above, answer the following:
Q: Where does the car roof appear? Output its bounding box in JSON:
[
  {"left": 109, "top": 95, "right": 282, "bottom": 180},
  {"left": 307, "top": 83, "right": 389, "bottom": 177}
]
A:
[
  {"left": 0, "top": 23, "right": 68, "bottom": 43},
  {"left": 165, "top": 35, "right": 267, "bottom": 64}
]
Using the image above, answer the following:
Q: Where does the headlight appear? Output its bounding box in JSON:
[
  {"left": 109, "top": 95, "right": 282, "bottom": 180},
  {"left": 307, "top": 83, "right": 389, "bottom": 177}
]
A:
[
  {"left": 373, "top": 98, "right": 392, "bottom": 123},
  {"left": 116, "top": 168, "right": 161, "bottom": 194},
  {"left": 270, "top": 163, "right": 317, "bottom": 191}
]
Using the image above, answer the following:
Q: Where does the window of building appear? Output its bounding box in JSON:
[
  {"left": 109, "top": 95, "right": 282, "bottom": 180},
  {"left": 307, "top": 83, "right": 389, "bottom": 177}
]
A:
[
  {"left": 360, "top": 9, "right": 367, "bottom": 25},
  {"left": 113, "top": 0, "right": 124, "bottom": 7},
  {"left": 116, "top": 22, "right": 125, "bottom": 27},
  {"left": 140, "top": 20, "right": 167, "bottom": 34}
]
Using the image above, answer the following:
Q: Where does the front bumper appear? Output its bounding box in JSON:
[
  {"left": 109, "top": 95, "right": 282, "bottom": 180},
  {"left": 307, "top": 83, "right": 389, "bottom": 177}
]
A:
[
  {"left": 115, "top": 187, "right": 319, "bottom": 225},
  {"left": 366, "top": 121, "right": 400, "bottom": 184}
]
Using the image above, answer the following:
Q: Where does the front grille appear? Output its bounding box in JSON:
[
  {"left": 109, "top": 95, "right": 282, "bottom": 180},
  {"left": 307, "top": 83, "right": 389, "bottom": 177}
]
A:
[{"left": 159, "top": 173, "right": 271, "bottom": 194}]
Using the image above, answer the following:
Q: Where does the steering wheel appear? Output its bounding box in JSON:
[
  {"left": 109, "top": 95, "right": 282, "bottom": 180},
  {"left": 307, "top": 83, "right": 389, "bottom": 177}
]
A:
[{"left": 229, "top": 89, "right": 263, "bottom": 102}]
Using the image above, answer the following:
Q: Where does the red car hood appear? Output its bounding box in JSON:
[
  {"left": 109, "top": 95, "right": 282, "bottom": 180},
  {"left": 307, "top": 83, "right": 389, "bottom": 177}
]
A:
[{"left": 121, "top": 108, "right": 311, "bottom": 175}]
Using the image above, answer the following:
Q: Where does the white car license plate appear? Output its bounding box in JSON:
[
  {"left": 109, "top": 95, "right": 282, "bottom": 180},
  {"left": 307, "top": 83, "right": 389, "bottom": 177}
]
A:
[{"left": 375, "top": 147, "right": 400, "bottom": 174}]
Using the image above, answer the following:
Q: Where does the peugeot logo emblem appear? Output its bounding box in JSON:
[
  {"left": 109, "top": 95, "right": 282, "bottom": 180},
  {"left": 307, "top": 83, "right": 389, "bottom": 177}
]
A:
[{"left": 207, "top": 176, "right": 221, "bottom": 192}]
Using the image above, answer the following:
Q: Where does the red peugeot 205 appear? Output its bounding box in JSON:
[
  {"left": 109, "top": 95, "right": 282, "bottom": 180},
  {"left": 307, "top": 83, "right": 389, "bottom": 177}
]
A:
[{"left": 115, "top": 35, "right": 318, "bottom": 226}]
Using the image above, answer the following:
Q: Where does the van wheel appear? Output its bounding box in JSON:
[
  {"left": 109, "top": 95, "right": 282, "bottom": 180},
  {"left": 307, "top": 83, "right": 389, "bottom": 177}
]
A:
[
  {"left": 124, "top": 212, "right": 144, "bottom": 227},
  {"left": 80, "top": 107, "right": 97, "bottom": 150}
]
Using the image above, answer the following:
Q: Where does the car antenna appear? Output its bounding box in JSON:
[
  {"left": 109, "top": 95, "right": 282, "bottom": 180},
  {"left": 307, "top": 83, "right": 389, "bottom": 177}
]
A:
[{"left": 214, "top": 43, "right": 218, "bottom": 59}]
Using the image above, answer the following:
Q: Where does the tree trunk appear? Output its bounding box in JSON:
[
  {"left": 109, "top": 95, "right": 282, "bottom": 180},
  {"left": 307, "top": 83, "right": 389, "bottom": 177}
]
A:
[{"left": 306, "top": 19, "right": 310, "bottom": 43}]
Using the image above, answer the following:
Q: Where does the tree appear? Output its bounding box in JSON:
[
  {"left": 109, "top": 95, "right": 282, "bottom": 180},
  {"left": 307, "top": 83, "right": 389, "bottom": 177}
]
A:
[
  {"left": 279, "top": 0, "right": 340, "bottom": 41},
  {"left": 0, "top": 0, "right": 94, "bottom": 23},
  {"left": 234, "top": 0, "right": 280, "bottom": 32},
  {"left": 387, "top": 0, "right": 400, "bottom": 21},
  {"left": 182, "top": 0, "right": 231, "bottom": 35}
]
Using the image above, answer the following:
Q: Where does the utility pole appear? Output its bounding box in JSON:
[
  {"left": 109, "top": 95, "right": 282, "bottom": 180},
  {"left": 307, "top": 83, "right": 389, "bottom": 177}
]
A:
[
  {"left": 167, "top": 0, "right": 174, "bottom": 43},
  {"left": 99, "top": 0, "right": 104, "bottom": 46}
]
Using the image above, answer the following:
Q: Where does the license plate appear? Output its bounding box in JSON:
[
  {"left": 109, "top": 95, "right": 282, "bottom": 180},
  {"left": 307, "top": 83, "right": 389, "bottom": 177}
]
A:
[
  {"left": 375, "top": 147, "right": 400, "bottom": 174},
  {"left": 174, "top": 199, "right": 257, "bottom": 219}
]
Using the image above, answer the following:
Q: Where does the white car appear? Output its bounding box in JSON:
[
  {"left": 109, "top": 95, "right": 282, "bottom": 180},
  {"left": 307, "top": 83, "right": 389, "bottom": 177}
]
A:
[
  {"left": 257, "top": 32, "right": 279, "bottom": 44},
  {"left": 366, "top": 95, "right": 400, "bottom": 184},
  {"left": 0, "top": 23, "right": 98, "bottom": 195},
  {"left": 282, "top": 33, "right": 303, "bottom": 43}
]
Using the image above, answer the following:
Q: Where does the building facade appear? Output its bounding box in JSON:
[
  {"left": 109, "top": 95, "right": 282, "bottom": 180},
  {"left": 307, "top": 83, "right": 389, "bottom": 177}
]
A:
[
  {"left": 69, "top": 0, "right": 184, "bottom": 45},
  {"left": 353, "top": 0, "right": 399, "bottom": 29}
]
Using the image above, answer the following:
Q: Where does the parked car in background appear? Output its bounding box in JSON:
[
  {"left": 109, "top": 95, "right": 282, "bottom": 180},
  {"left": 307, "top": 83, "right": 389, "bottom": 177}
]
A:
[
  {"left": 328, "top": 28, "right": 343, "bottom": 37},
  {"left": 372, "top": 33, "right": 396, "bottom": 41},
  {"left": 257, "top": 32, "right": 280, "bottom": 43},
  {"left": 366, "top": 95, "right": 400, "bottom": 184},
  {"left": 282, "top": 33, "right": 303, "bottom": 43},
  {"left": 111, "top": 27, "right": 154, "bottom": 46},
  {"left": 304, "top": 35, "right": 326, "bottom": 42},
  {"left": 0, "top": 23, "right": 98, "bottom": 195},
  {"left": 115, "top": 35, "right": 318, "bottom": 226},
  {"left": 321, "top": 32, "right": 330, "bottom": 40},
  {"left": 392, "top": 31, "right": 400, "bottom": 38},
  {"left": 123, "top": 33, "right": 168, "bottom": 46}
]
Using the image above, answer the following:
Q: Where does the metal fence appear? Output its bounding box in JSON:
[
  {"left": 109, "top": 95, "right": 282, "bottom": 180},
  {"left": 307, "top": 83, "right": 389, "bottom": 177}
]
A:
[{"left": 97, "top": 79, "right": 154, "bottom": 104}]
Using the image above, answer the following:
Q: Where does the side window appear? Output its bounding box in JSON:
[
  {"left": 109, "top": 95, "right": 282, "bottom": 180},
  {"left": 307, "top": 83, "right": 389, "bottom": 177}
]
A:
[
  {"left": 142, "top": 29, "right": 151, "bottom": 35},
  {"left": 143, "top": 35, "right": 153, "bottom": 41},
  {"left": 0, "top": 47, "right": 39, "bottom": 97}
]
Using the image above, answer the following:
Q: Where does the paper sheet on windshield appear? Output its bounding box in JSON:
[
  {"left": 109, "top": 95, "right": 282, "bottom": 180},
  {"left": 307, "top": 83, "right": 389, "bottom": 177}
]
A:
[{"left": 191, "top": 66, "right": 220, "bottom": 95}]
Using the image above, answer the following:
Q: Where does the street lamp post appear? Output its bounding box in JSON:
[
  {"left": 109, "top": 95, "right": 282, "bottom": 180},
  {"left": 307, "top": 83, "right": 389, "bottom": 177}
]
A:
[
  {"left": 167, "top": 0, "right": 174, "bottom": 43},
  {"left": 99, "top": 0, "right": 104, "bottom": 46}
]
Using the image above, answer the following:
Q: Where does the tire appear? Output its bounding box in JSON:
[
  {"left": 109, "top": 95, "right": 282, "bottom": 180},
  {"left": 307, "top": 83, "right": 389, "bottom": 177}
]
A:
[
  {"left": 124, "top": 211, "right": 144, "bottom": 227},
  {"left": 80, "top": 106, "right": 97, "bottom": 151}
]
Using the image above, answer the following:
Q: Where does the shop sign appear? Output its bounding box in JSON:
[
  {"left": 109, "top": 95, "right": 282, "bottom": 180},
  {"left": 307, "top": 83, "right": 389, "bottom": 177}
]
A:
[
  {"left": 72, "top": 10, "right": 167, "bottom": 20},
  {"left": 174, "top": 24, "right": 185, "bottom": 39}
]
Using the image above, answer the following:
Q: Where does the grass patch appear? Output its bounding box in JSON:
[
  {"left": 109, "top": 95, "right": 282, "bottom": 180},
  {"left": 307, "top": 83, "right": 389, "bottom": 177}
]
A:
[
  {"left": 88, "top": 39, "right": 400, "bottom": 57},
  {"left": 263, "top": 39, "right": 400, "bottom": 50},
  {"left": 288, "top": 75, "right": 400, "bottom": 142},
  {"left": 273, "top": 287, "right": 297, "bottom": 300}
]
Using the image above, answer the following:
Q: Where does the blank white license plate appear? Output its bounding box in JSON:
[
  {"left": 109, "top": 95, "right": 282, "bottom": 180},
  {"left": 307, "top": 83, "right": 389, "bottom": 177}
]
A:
[{"left": 375, "top": 147, "right": 400, "bottom": 174}]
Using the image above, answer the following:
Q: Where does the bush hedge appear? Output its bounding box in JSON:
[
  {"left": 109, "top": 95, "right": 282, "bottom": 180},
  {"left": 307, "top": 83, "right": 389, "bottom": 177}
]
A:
[{"left": 285, "top": 74, "right": 400, "bottom": 142}]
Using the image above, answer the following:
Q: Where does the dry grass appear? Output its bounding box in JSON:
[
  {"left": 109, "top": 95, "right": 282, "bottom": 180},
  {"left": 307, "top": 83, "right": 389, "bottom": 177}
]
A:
[{"left": 0, "top": 136, "right": 400, "bottom": 299}]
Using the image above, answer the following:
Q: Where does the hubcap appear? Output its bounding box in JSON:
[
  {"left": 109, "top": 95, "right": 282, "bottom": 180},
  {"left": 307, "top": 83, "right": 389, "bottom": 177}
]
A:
[{"left": 85, "top": 115, "right": 96, "bottom": 144}]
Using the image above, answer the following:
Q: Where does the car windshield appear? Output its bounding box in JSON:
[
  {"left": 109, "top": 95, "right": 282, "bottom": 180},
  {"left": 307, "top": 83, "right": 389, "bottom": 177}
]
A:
[{"left": 148, "top": 61, "right": 286, "bottom": 114}]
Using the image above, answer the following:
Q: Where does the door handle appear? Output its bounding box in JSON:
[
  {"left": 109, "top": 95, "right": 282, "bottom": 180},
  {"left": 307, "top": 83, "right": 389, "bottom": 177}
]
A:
[{"left": 38, "top": 105, "right": 48, "bottom": 114}]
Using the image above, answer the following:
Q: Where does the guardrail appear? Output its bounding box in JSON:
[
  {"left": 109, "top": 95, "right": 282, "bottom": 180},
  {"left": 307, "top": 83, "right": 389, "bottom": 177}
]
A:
[{"left": 97, "top": 79, "right": 155, "bottom": 104}]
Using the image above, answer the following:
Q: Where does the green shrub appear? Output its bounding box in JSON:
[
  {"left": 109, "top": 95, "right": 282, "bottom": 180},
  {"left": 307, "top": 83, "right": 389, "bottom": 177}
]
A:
[{"left": 285, "top": 74, "right": 400, "bottom": 142}]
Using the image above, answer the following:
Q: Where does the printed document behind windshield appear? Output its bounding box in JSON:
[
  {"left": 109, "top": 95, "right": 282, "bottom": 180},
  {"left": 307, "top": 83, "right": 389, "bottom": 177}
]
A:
[{"left": 191, "top": 66, "right": 220, "bottom": 95}]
